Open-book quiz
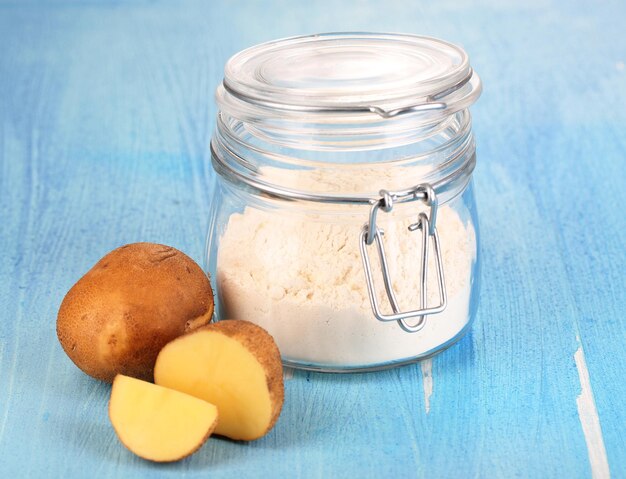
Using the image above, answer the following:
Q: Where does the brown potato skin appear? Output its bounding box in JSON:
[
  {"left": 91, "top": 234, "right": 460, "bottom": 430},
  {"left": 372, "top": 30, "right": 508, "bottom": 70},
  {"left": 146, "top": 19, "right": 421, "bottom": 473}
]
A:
[
  {"left": 57, "top": 243, "right": 214, "bottom": 382},
  {"left": 208, "top": 320, "right": 285, "bottom": 438}
]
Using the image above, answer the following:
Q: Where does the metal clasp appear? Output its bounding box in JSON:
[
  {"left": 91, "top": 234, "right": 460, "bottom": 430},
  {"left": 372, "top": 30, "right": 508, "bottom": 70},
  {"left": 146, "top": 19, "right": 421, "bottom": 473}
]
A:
[{"left": 359, "top": 185, "right": 447, "bottom": 333}]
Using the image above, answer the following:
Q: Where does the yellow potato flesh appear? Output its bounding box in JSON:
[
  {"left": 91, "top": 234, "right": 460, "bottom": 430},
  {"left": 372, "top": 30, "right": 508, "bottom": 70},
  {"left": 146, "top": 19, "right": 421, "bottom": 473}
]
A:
[
  {"left": 154, "top": 330, "right": 273, "bottom": 440},
  {"left": 109, "top": 375, "right": 218, "bottom": 462}
]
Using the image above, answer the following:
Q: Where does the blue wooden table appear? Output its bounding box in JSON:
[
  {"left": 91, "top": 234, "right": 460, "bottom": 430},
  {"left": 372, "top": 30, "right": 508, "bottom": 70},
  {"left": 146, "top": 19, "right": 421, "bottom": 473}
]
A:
[{"left": 1, "top": 1, "right": 624, "bottom": 477}]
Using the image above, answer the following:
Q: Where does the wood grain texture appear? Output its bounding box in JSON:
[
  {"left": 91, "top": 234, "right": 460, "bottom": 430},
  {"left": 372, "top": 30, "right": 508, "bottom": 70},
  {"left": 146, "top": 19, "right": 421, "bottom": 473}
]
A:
[{"left": 0, "top": 1, "right": 624, "bottom": 477}]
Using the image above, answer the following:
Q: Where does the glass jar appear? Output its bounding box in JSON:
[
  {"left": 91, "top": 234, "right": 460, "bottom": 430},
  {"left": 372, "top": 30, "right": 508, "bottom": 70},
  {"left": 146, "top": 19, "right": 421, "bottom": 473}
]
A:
[{"left": 206, "top": 33, "right": 482, "bottom": 371}]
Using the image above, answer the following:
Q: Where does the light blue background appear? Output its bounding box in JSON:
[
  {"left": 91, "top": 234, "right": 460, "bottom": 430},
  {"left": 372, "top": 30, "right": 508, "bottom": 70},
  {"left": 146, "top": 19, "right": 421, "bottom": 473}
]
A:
[{"left": 0, "top": 1, "right": 624, "bottom": 477}]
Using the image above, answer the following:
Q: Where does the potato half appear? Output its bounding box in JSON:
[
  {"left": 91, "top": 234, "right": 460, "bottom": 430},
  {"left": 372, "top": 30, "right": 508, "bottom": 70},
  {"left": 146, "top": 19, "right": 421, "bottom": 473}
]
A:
[
  {"left": 154, "top": 320, "right": 284, "bottom": 441},
  {"left": 57, "top": 243, "right": 214, "bottom": 382}
]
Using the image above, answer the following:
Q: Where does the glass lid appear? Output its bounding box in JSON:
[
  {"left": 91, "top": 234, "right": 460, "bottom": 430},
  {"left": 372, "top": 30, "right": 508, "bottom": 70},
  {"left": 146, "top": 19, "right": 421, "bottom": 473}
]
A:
[
  {"left": 222, "top": 32, "right": 478, "bottom": 114},
  {"left": 212, "top": 32, "right": 482, "bottom": 206}
]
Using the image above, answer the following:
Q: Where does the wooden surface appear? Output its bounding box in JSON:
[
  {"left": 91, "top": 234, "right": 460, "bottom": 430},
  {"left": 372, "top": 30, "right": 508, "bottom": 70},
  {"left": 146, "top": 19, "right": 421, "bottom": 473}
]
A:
[{"left": 1, "top": 1, "right": 624, "bottom": 477}]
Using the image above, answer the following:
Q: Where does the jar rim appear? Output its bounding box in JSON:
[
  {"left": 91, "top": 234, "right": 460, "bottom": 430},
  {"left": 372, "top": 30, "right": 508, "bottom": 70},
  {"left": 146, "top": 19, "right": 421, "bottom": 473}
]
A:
[{"left": 221, "top": 32, "right": 479, "bottom": 117}]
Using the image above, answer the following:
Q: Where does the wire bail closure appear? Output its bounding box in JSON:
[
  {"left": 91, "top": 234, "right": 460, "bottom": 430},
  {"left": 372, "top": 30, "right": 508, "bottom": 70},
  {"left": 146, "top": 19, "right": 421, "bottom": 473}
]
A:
[{"left": 359, "top": 184, "right": 448, "bottom": 333}]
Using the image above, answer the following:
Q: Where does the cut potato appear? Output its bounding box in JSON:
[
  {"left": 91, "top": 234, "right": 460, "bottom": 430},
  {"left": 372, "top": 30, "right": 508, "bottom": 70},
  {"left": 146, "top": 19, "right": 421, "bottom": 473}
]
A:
[
  {"left": 57, "top": 242, "right": 214, "bottom": 382},
  {"left": 109, "top": 374, "right": 218, "bottom": 462},
  {"left": 154, "top": 320, "right": 284, "bottom": 441}
]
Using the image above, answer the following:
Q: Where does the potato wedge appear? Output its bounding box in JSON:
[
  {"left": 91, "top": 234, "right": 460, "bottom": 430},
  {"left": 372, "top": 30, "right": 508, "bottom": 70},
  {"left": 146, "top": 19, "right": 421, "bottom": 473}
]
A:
[{"left": 109, "top": 374, "right": 218, "bottom": 462}]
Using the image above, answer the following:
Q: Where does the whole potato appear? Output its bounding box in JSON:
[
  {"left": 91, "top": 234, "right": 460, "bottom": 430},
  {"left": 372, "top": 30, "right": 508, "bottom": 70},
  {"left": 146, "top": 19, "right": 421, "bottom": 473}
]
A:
[{"left": 57, "top": 243, "right": 214, "bottom": 382}]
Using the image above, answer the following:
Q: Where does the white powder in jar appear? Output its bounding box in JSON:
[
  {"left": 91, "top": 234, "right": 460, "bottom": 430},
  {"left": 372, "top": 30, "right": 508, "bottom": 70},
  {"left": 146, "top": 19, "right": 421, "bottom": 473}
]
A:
[{"left": 216, "top": 169, "right": 476, "bottom": 368}]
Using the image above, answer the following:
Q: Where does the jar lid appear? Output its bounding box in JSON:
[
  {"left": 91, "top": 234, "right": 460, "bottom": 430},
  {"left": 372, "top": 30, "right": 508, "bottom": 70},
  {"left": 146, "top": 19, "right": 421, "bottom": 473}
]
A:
[
  {"left": 213, "top": 33, "right": 481, "bottom": 208},
  {"left": 222, "top": 32, "right": 480, "bottom": 117}
]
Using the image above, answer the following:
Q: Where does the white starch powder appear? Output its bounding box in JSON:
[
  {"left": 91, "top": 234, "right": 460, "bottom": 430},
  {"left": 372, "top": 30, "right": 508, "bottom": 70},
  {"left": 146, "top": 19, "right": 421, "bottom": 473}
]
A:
[{"left": 216, "top": 169, "right": 476, "bottom": 368}]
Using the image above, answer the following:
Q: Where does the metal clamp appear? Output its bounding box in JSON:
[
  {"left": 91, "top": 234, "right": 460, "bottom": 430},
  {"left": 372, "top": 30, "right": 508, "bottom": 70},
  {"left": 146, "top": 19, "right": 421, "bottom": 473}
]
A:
[{"left": 359, "top": 185, "right": 447, "bottom": 332}]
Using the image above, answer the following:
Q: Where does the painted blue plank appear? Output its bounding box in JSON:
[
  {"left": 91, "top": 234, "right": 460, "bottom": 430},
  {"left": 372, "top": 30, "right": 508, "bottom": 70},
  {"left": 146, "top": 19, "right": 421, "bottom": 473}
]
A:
[{"left": 0, "top": 1, "right": 624, "bottom": 478}]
